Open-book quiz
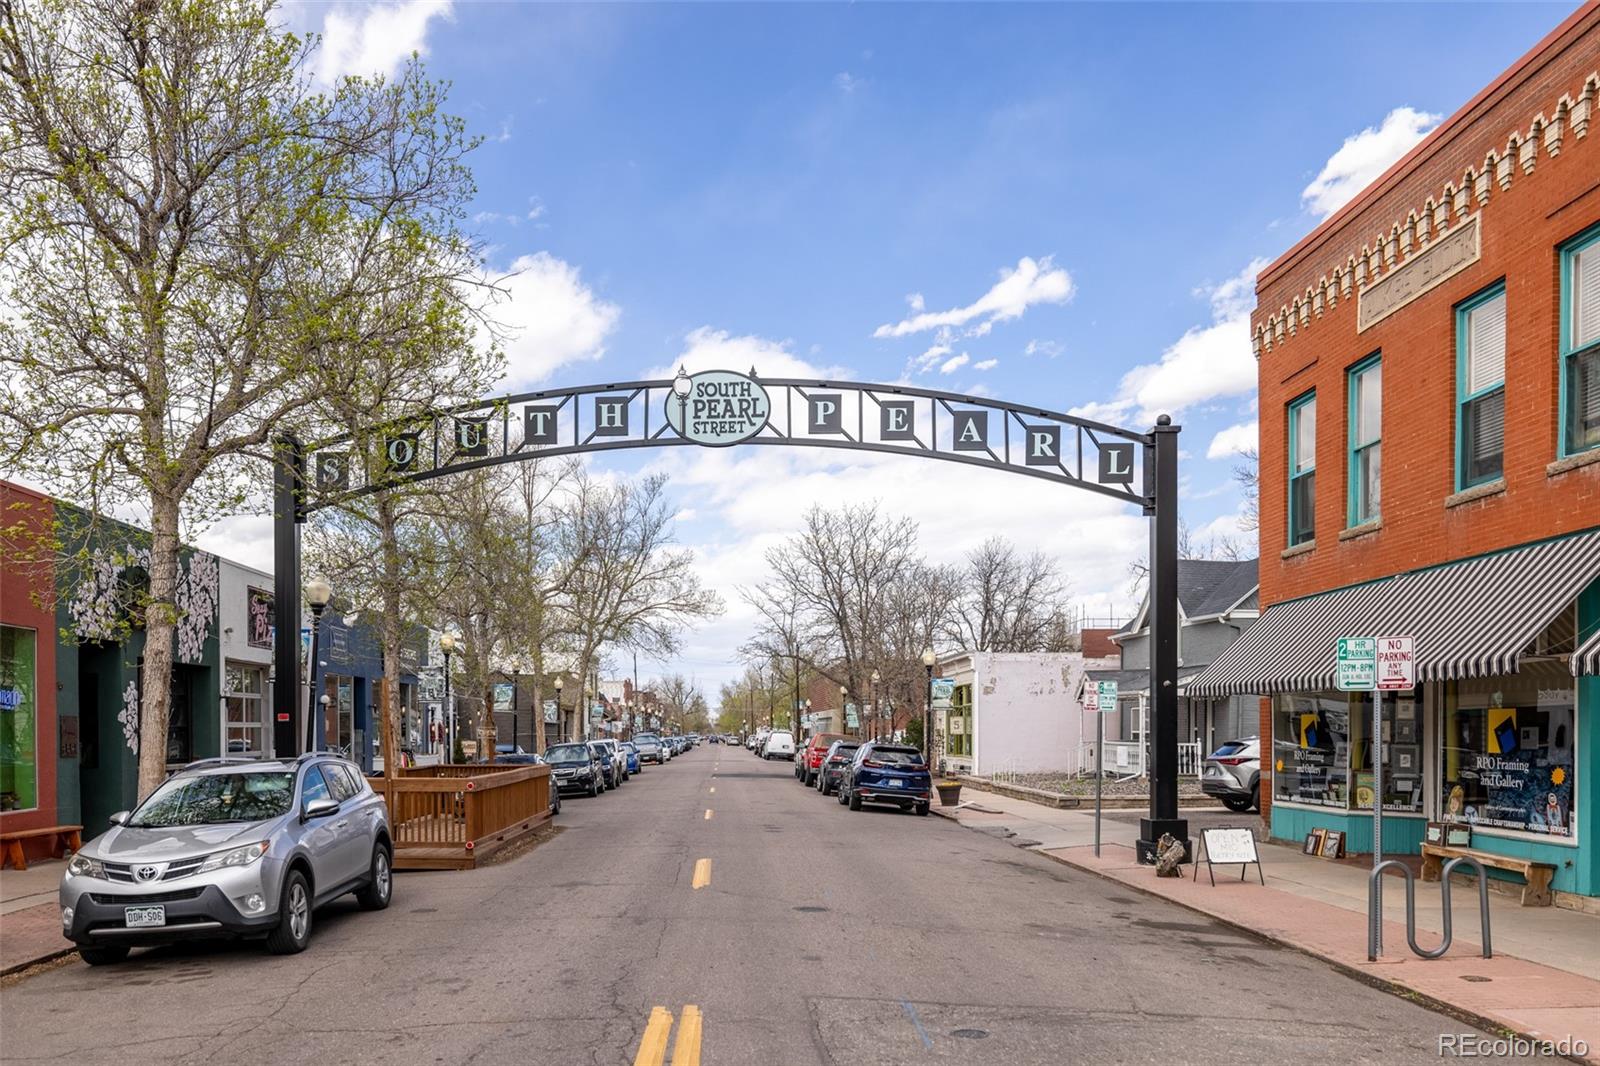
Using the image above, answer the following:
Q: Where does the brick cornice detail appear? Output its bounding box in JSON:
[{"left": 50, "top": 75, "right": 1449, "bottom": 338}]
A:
[{"left": 1252, "top": 69, "right": 1598, "bottom": 360}]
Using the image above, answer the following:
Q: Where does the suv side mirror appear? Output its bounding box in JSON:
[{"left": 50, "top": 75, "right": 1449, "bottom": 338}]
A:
[
  {"left": 108, "top": 811, "right": 130, "bottom": 827},
  {"left": 303, "top": 797, "right": 340, "bottom": 821}
]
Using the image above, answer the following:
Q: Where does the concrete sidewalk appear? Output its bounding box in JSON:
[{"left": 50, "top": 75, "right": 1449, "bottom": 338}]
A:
[
  {"left": 933, "top": 792, "right": 1600, "bottom": 1063},
  {"left": 0, "top": 861, "right": 71, "bottom": 974}
]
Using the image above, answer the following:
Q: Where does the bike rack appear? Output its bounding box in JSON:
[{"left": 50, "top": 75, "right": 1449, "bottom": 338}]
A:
[{"left": 1367, "top": 857, "right": 1492, "bottom": 962}]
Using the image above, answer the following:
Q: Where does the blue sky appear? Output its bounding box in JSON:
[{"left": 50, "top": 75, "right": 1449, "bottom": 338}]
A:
[{"left": 240, "top": 0, "right": 1574, "bottom": 689}]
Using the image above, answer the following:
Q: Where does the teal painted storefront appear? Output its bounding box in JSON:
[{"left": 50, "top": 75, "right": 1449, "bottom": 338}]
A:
[
  {"left": 51, "top": 506, "right": 221, "bottom": 836},
  {"left": 1270, "top": 578, "right": 1600, "bottom": 899}
]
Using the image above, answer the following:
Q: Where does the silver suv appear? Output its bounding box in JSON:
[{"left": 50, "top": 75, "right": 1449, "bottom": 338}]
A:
[{"left": 59, "top": 755, "right": 392, "bottom": 964}]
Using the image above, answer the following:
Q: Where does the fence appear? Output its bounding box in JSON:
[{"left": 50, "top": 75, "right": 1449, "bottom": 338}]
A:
[
  {"left": 1080, "top": 740, "right": 1204, "bottom": 779},
  {"left": 368, "top": 763, "right": 552, "bottom": 870}
]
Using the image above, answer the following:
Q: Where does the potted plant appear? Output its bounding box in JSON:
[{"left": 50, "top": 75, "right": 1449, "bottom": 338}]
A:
[{"left": 935, "top": 761, "right": 962, "bottom": 806}]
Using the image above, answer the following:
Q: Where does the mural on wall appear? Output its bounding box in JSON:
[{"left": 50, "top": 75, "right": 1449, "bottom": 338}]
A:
[
  {"left": 175, "top": 552, "right": 218, "bottom": 665},
  {"left": 119, "top": 679, "right": 139, "bottom": 754},
  {"left": 65, "top": 544, "right": 217, "bottom": 665}
]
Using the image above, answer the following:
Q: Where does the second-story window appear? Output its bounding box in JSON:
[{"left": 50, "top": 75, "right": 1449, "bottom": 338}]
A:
[
  {"left": 1457, "top": 284, "right": 1506, "bottom": 489},
  {"left": 1562, "top": 225, "right": 1600, "bottom": 457},
  {"left": 1348, "top": 355, "right": 1381, "bottom": 526},
  {"left": 1288, "top": 391, "right": 1316, "bottom": 547}
]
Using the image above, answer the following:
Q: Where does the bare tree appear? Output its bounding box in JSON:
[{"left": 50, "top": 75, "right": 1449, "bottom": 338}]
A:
[
  {"left": 0, "top": 0, "right": 478, "bottom": 796},
  {"left": 944, "top": 537, "right": 1071, "bottom": 652},
  {"left": 560, "top": 473, "right": 722, "bottom": 738},
  {"left": 1234, "top": 447, "right": 1260, "bottom": 533}
]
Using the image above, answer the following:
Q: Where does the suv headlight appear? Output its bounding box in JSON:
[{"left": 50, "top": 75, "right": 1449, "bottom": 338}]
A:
[
  {"left": 197, "top": 841, "right": 269, "bottom": 874},
  {"left": 67, "top": 853, "right": 103, "bottom": 879}
]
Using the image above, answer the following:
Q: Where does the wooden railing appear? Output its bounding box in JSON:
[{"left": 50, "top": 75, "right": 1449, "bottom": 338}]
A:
[{"left": 367, "top": 764, "right": 552, "bottom": 869}]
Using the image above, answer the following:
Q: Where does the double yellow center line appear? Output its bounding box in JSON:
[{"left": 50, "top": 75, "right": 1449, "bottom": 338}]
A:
[{"left": 633, "top": 1005, "right": 703, "bottom": 1066}]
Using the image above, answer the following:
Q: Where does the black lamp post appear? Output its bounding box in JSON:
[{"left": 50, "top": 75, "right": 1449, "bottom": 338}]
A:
[
  {"left": 870, "top": 669, "right": 881, "bottom": 742},
  {"left": 841, "top": 684, "right": 852, "bottom": 738},
  {"left": 554, "top": 675, "right": 565, "bottom": 743},
  {"left": 922, "top": 647, "right": 936, "bottom": 764},
  {"left": 439, "top": 633, "right": 456, "bottom": 760},
  {"left": 792, "top": 655, "right": 802, "bottom": 743},
  {"left": 304, "top": 578, "right": 332, "bottom": 752}
]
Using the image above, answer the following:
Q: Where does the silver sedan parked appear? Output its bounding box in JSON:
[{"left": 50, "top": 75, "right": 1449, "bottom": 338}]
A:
[{"left": 59, "top": 754, "right": 392, "bottom": 965}]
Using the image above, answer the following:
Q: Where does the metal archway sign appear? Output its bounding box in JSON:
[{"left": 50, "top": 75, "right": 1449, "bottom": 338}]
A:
[{"left": 271, "top": 369, "right": 1187, "bottom": 862}]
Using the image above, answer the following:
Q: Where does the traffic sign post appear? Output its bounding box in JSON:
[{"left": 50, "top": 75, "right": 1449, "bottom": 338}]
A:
[
  {"left": 1339, "top": 632, "right": 1415, "bottom": 957},
  {"left": 1091, "top": 681, "right": 1118, "bottom": 857}
]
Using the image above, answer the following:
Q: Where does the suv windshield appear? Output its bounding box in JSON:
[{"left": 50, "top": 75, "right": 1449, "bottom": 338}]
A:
[
  {"left": 129, "top": 771, "right": 296, "bottom": 827},
  {"left": 546, "top": 745, "right": 590, "bottom": 764}
]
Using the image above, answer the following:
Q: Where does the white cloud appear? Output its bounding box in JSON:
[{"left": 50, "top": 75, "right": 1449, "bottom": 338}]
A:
[
  {"left": 907, "top": 293, "right": 925, "bottom": 313},
  {"left": 835, "top": 72, "right": 866, "bottom": 94},
  {"left": 491, "top": 253, "right": 621, "bottom": 389},
  {"left": 1302, "top": 106, "right": 1441, "bottom": 220},
  {"left": 647, "top": 327, "right": 848, "bottom": 382},
  {"left": 312, "top": 1, "right": 454, "bottom": 85},
  {"left": 906, "top": 343, "right": 952, "bottom": 375},
  {"left": 973, "top": 358, "right": 998, "bottom": 371},
  {"left": 1024, "top": 339, "right": 1062, "bottom": 358},
  {"left": 873, "top": 256, "right": 1074, "bottom": 339},
  {"left": 1206, "top": 420, "right": 1258, "bottom": 460},
  {"left": 1070, "top": 257, "right": 1269, "bottom": 425},
  {"left": 939, "top": 353, "right": 970, "bottom": 374}
]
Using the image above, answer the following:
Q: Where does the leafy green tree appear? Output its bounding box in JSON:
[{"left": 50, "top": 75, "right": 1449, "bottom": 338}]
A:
[{"left": 0, "top": 0, "right": 478, "bottom": 796}]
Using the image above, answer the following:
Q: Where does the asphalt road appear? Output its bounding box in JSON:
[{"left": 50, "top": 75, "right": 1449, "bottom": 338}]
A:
[{"left": 2, "top": 746, "right": 1513, "bottom": 1065}]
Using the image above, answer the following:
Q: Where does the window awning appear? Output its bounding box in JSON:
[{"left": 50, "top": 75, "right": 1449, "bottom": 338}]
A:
[
  {"left": 1574, "top": 626, "right": 1600, "bottom": 677},
  {"left": 1185, "top": 580, "right": 1387, "bottom": 697},
  {"left": 1189, "top": 527, "right": 1600, "bottom": 697}
]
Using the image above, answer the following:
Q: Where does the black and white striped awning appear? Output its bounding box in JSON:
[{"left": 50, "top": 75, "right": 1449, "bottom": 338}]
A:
[
  {"left": 1186, "top": 579, "right": 1388, "bottom": 697},
  {"left": 1189, "top": 527, "right": 1600, "bottom": 696},
  {"left": 1574, "top": 626, "right": 1600, "bottom": 676}
]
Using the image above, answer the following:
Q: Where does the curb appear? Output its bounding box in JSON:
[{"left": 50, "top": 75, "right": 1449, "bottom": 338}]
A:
[
  {"left": 1031, "top": 846, "right": 1596, "bottom": 1066},
  {"left": 2, "top": 946, "right": 74, "bottom": 978},
  {"left": 952, "top": 776, "right": 1227, "bottom": 811}
]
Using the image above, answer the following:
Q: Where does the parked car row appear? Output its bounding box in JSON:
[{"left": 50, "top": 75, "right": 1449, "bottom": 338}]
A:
[
  {"left": 790, "top": 737, "right": 933, "bottom": 816},
  {"left": 543, "top": 733, "right": 699, "bottom": 798}
]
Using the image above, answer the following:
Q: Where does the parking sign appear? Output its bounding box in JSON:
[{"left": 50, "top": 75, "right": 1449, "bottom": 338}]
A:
[{"left": 1376, "top": 635, "right": 1415, "bottom": 690}]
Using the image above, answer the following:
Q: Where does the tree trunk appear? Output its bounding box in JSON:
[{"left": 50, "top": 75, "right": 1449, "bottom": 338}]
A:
[{"left": 136, "top": 492, "right": 181, "bottom": 800}]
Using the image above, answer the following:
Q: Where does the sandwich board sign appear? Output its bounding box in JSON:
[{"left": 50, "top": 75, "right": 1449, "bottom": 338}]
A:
[
  {"left": 1194, "top": 827, "right": 1264, "bottom": 886},
  {"left": 1335, "top": 636, "right": 1376, "bottom": 691}
]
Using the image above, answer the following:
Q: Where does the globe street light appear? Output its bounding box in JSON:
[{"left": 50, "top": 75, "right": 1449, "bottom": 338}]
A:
[
  {"left": 922, "top": 647, "right": 937, "bottom": 765},
  {"left": 304, "top": 578, "right": 333, "bottom": 753},
  {"left": 673, "top": 364, "right": 692, "bottom": 440},
  {"left": 439, "top": 633, "right": 456, "bottom": 761},
  {"left": 870, "top": 669, "right": 881, "bottom": 742},
  {"left": 554, "top": 675, "right": 565, "bottom": 743}
]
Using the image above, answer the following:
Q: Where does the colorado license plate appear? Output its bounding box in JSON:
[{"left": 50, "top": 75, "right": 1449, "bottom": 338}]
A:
[
  {"left": 124, "top": 906, "right": 165, "bottom": 928},
  {"left": 885, "top": 779, "right": 903, "bottom": 788}
]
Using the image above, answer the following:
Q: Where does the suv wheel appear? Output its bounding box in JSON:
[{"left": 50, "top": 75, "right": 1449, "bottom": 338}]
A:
[
  {"left": 79, "top": 945, "right": 130, "bottom": 966},
  {"left": 1221, "top": 794, "right": 1253, "bottom": 813},
  {"left": 266, "top": 869, "right": 312, "bottom": 955},
  {"left": 356, "top": 843, "right": 393, "bottom": 911},
  {"left": 848, "top": 789, "right": 863, "bottom": 811}
]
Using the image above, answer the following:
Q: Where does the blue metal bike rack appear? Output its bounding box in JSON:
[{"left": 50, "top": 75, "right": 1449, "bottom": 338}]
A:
[{"left": 1367, "top": 856, "right": 1492, "bottom": 961}]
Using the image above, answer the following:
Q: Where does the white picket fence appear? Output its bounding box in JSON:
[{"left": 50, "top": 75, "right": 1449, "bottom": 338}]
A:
[{"left": 1077, "top": 740, "right": 1203, "bottom": 779}]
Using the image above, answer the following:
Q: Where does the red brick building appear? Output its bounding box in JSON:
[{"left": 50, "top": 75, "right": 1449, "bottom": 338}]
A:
[
  {"left": 1193, "top": 5, "right": 1600, "bottom": 899},
  {"left": 1, "top": 482, "right": 63, "bottom": 864}
]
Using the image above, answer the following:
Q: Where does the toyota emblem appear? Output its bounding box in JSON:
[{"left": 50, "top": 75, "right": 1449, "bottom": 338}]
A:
[{"left": 134, "top": 865, "right": 160, "bottom": 883}]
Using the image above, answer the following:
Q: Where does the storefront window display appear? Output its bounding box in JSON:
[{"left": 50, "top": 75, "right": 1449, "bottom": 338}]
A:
[
  {"left": 1347, "top": 689, "right": 1425, "bottom": 813},
  {"left": 0, "top": 625, "right": 39, "bottom": 812},
  {"left": 1442, "top": 662, "right": 1575, "bottom": 838},
  {"left": 945, "top": 684, "right": 972, "bottom": 759},
  {"left": 1272, "top": 693, "right": 1349, "bottom": 807}
]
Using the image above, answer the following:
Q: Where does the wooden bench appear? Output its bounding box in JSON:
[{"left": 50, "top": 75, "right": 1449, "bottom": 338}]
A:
[
  {"left": 1420, "top": 842, "right": 1555, "bottom": 907},
  {"left": 1, "top": 825, "right": 84, "bottom": 872}
]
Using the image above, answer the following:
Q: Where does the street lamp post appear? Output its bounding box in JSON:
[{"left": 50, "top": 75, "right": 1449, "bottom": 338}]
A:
[
  {"left": 870, "top": 669, "right": 881, "bottom": 742},
  {"left": 304, "top": 578, "right": 332, "bottom": 753},
  {"left": 792, "top": 655, "right": 802, "bottom": 744},
  {"left": 922, "top": 648, "right": 936, "bottom": 765},
  {"left": 318, "top": 694, "right": 331, "bottom": 753},
  {"left": 841, "top": 684, "right": 852, "bottom": 738},
  {"left": 511, "top": 662, "right": 520, "bottom": 757},
  {"left": 439, "top": 633, "right": 456, "bottom": 761},
  {"left": 554, "top": 676, "right": 565, "bottom": 743}
]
